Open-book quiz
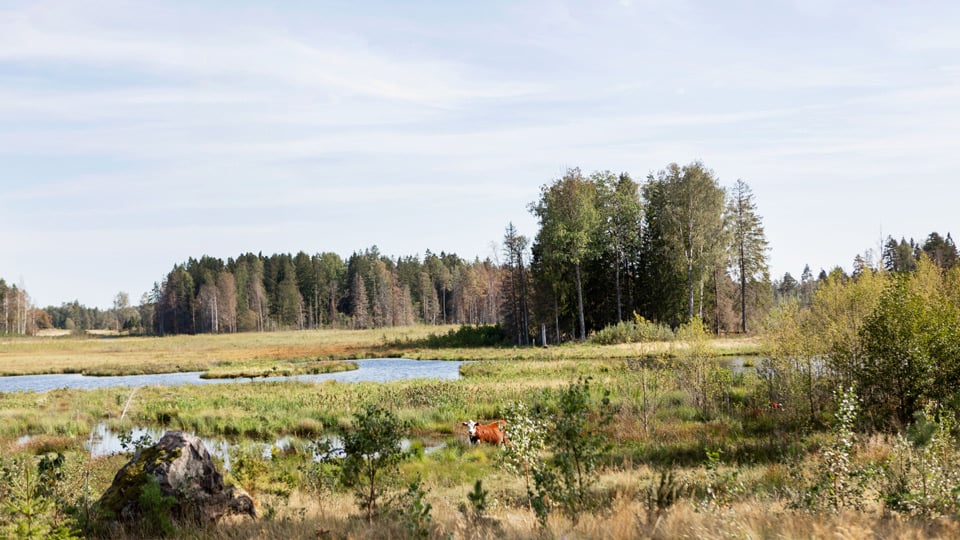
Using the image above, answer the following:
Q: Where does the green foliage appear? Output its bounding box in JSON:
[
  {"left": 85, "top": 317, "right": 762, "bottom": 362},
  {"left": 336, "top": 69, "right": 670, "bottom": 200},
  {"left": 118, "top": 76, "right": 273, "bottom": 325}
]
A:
[
  {"left": 727, "top": 179, "right": 770, "bottom": 334},
  {"left": 391, "top": 475, "right": 432, "bottom": 539},
  {"left": 136, "top": 475, "right": 176, "bottom": 537},
  {"left": 530, "top": 168, "right": 602, "bottom": 340},
  {"left": 590, "top": 314, "right": 674, "bottom": 345},
  {"left": 117, "top": 430, "right": 156, "bottom": 454},
  {"left": 419, "top": 324, "right": 508, "bottom": 348},
  {"left": 675, "top": 317, "right": 729, "bottom": 419},
  {"left": 881, "top": 410, "right": 960, "bottom": 516},
  {"left": 530, "top": 377, "right": 614, "bottom": 524},
  {"left": 787, "top": 386, "right": 871, "bottom": 512},
  {"left": 299, "top": 438, "right": 341, "bottom": 516},
  {"left": 338, "top": 404, "right": 409, "bottom": 522},
  {"left": 465, "top": 479, "right": 488, "bottom": 521},
  {"left": 856, "top": 261, "right": 960, "bottom": 427},
  {"left": 701, "top": 448, "right": 743, "bottom": 508},
  {"left": 0, "top": 453, "right": 79, "bottom": 539},
  {"left": 817, "top": 387, "right": 864, "bottom": 511},
  {"left": 499, "top": 400, "right": 545, "bottom": 497}
]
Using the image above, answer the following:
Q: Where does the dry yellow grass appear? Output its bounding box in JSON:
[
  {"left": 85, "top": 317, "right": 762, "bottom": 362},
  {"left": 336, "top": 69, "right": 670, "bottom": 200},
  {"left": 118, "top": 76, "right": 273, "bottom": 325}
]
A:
[
  {"left": 138, "top": 467, "right": 959, "bottom": 539},
  {"left": 0, "top": 327, "right": 761, "bottom": 376},
  {"left": 0, "top": 326, "right": 451, "bottom": 375}
]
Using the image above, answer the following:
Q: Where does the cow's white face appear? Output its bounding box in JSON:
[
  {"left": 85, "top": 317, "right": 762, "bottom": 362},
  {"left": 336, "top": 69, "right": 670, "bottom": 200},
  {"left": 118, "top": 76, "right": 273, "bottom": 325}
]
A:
[{"left": 462, "top": 420, "right": 478, "bottom": 437}]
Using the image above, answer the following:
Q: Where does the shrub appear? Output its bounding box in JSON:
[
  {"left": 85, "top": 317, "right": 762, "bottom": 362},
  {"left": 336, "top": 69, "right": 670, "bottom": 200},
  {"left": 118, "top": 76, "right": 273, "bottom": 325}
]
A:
[
  {"left": 391, "top": 475, "right": 432, "bottom": 539},
  {"left": 530, "top": 377, "right": 614, "bottom": 525},
  {"left": 337, "top": 404, "right": 409, "bottom": 522},
  {"left": 420, "top": 325, "right": 508, "bottom": 348},
  {"left": 881, "top": 409, "right": 960, "bottom": 516},
  {"left": 0, "top": 453, "right": 79, "bottom": 539},
  {"left": 499, "top": 400, "right": 545, "bottom": 497},
  {"left": 590, "top": 314, "right": 674, "bottom": 345}
]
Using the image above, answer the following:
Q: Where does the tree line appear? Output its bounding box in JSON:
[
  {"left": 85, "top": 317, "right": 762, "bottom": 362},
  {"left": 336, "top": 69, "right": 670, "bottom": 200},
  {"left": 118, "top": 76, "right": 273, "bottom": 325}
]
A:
[
  {"left": 16, "top": 159, "right": 958, "bottom": 342},
  {"left": 142, "top": 248, "right": 502, "bottom": 335},
  {"left": 506, "top": 161, "right": 771, "bottom": 345},
  {"left": 0, "top": 278, "right": 38, "bottom": 335}
]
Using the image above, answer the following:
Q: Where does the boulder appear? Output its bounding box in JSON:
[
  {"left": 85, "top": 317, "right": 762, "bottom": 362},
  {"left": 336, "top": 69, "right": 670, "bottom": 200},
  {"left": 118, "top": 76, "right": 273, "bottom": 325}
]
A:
[{"left": 97, "top": 430, "right": 256, "bottom": 524}]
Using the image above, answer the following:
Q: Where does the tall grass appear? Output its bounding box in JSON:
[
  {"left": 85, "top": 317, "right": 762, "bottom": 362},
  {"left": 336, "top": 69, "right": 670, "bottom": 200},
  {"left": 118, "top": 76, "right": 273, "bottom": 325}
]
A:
[{"left": 1, "top": 332, "right": 954, "bottom": 538}]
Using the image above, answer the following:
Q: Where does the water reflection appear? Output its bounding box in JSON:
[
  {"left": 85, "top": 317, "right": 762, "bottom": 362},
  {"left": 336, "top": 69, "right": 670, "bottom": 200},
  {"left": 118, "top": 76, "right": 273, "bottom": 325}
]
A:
[
  {"left": 72, "top": 423, "right": 445, "bottom": 471},
  {"left": 0, "top": 359, "right": 463, "bottom": 393}
]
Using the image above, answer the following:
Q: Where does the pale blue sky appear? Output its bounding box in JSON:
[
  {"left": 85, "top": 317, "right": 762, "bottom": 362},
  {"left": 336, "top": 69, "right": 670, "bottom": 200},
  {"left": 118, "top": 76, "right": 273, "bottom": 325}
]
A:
[{"left": 2, "top": 0, "right": 959, "bottom": 308}]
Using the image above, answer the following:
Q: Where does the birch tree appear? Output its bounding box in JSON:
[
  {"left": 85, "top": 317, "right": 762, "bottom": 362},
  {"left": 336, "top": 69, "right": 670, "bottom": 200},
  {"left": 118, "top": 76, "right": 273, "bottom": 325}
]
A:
[
  {"left": 650, "top": 162, "right": 726, "bottom": 322},
  {"left": 530, "top": 168, "right": 600, "bottom": 340}
]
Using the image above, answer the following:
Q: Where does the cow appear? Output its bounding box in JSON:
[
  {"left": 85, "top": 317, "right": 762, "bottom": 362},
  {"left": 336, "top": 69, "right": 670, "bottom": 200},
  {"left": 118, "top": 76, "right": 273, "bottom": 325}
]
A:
[{"left": 462, "top": 420, "right": 508, "bottom": 445}]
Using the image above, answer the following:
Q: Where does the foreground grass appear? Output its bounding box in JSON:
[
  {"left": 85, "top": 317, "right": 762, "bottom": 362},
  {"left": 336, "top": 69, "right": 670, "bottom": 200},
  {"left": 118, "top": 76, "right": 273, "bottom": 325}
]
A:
[
  {"left": 5, "top": 328, "right": 946, "bottom": 538},
  {"left": 3, "top": 434, "right": 953, "bottom": 539}
]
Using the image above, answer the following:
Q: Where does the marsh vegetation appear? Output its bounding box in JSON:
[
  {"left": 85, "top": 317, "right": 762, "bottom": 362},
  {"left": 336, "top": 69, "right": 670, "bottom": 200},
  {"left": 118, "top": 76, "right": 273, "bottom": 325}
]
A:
[{"left": 4, "top": 274, "right": 960, "bottom": 539}]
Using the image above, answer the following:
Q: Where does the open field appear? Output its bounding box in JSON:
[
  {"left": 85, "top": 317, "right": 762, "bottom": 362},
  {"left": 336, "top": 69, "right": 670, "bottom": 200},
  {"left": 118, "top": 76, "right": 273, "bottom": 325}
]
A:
[
  {"left": 0, "top": 326, "right": 441, "bottom": 376},
  {"left": 0, "top": 328, "right": 952, "bottom": 538},
  {"left": 0, "top": 325, "right": 761, "bottom": 376}
]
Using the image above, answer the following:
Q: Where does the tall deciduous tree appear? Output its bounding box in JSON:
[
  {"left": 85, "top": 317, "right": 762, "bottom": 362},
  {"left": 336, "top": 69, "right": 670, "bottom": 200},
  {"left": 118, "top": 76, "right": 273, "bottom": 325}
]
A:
[
  {"left": 216, "top": 271, "right": 237, "bottom": 333},
  {"left": 727, "top": 179, "right": 770, "bottom": 333},
  {"left": 530, "top": 168, "right": 600, "bottom": 341},
  {"left": 647, "top": 162, "right": 726, "bottom": 322},
  {"left": 594, "top": 172, "right": 642, "bottom": 323}
]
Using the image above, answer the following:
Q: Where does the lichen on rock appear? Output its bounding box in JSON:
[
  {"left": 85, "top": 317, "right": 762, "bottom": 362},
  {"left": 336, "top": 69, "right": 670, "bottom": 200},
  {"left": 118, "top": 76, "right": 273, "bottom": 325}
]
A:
[{"left": 96, "top": 430, "right": 256, "bottom": 527}]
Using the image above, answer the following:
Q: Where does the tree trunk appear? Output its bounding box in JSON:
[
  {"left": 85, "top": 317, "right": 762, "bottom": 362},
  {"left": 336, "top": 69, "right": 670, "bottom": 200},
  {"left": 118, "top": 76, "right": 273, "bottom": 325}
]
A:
[
  {"left": 554, "top": 294, "right": 560, "bottom": 344},
  {"left": 575, "top": 262, "right": 586, "bottom": 340},
  {"left": 740, "top": 243, "right": 747, "bottom": 334},
  {"left": 615, "top": 250, "right": 623, "bottom": 323}
]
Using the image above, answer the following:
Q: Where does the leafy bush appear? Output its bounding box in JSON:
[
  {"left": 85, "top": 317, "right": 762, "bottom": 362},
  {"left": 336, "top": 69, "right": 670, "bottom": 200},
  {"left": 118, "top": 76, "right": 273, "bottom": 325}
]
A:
[
  {"left": 787, "top": 386, "right": 872, "bottom": 512},
  {"left": 590, "top": 314, "right": 674, "bottom": 345},
  {"left": 136, "top": 476, "right": 176, "bottom": 537},
  {"left": 420, "top": 325, "right": 508, "bottom": 348},
  {"left": 499, "top": 400, "right": 546, "bottom": 497},
  {"left": 337, "top": 404, "right": 409, "bottom": 522},
  {"left": 881, "top": 409, "right": 960, "bottom": 516},
  {"left": 529, "top": 377, "right": 614, "bottom": 525}
]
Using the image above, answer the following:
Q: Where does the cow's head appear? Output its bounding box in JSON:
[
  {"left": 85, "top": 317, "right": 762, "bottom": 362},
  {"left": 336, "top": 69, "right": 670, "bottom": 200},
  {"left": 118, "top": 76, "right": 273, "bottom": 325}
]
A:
[{"left": 461, "top": 420, "right": 478, "bottom": 437}]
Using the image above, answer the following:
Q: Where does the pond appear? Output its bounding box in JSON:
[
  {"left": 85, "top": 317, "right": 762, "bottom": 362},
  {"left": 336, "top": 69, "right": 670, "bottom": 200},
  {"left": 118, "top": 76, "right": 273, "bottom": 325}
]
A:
[
  {"left": 0, "top": 358, "right": 464, "bottom": 393},
  {"left": 19, "top": 422, "right": 446, "bottom": 471}
]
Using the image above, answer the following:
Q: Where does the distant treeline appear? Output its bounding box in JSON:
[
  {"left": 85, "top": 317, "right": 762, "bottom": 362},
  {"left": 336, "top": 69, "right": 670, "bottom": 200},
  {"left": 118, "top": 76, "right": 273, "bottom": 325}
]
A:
[
  {"left": 9, "top": 161, "right": 959, "bottom": 341},
  {"left": 143, "top": 248, "right": 502, "bottom": 335}
]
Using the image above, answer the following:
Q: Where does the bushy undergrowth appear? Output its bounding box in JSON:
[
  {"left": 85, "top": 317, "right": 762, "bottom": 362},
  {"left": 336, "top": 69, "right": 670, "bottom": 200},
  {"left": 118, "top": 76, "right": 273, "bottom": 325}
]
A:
[
  {"left": 7, "top": 325, "right": 960, "bottom": 538},
  {"left": 417, "top": 324, "right": 509, "bottom": 348},
  {"left": 590, "top": 315, "right": 674, "bottom": 345}
]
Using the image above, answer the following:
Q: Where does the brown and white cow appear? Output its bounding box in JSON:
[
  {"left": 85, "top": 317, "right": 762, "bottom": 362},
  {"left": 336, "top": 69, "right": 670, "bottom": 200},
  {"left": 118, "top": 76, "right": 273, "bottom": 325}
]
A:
[{"left": 462, "top": 420, "right": 508, "bottom": 445}]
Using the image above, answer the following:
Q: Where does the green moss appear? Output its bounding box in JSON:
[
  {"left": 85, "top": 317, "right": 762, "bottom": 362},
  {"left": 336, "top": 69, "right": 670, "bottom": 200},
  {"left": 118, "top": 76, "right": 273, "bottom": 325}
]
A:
[{"left": 96, "top": 445, "right": 181, "bottom": 516}]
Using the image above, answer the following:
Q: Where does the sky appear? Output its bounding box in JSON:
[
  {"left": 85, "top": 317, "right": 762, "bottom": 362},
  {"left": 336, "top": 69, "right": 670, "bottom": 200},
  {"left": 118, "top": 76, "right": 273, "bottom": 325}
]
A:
[{"left": 2, "top": 1, "right": 959, "bottom": 309}]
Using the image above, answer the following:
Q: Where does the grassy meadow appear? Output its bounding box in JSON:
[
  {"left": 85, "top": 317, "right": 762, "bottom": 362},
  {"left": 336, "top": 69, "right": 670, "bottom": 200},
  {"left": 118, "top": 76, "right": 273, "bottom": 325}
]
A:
[{"left": 0, "top": 327, "right": 954, "bottom": 538}]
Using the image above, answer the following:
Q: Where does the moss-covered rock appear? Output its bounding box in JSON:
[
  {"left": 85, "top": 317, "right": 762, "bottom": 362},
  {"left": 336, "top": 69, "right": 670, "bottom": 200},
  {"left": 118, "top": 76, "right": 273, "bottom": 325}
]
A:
[{"left": 96, "top": 431, "right": 256, "bottom": 528}]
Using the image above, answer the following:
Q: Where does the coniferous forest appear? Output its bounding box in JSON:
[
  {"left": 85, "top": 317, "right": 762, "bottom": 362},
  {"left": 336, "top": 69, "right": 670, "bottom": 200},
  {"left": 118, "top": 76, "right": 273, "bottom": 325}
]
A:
[{"left": 5, "top": 161, "right": 958, "bottom": 343}]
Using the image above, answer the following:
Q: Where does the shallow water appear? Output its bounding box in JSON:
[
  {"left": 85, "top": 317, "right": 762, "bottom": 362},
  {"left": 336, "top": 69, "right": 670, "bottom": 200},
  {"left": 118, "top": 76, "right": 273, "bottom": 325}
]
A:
[
  {"left": 70, "top": 423, "right": 445, "bottom": 471},
  {"left": 0, "top": 358, "right": 463, "bottom": 393}
]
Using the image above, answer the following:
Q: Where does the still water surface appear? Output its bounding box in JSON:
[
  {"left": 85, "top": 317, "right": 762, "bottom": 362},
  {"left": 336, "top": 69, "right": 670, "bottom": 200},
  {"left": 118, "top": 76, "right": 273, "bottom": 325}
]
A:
[{"left": 0, "top": 358, "right": 463, "bottom": 393}]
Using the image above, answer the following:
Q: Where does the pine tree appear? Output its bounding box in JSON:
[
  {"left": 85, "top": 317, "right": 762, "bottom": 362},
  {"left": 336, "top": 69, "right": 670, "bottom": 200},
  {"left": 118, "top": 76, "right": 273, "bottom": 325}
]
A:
[{"left": 727, "top": 179, "right": 769, "bottom": 333}]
